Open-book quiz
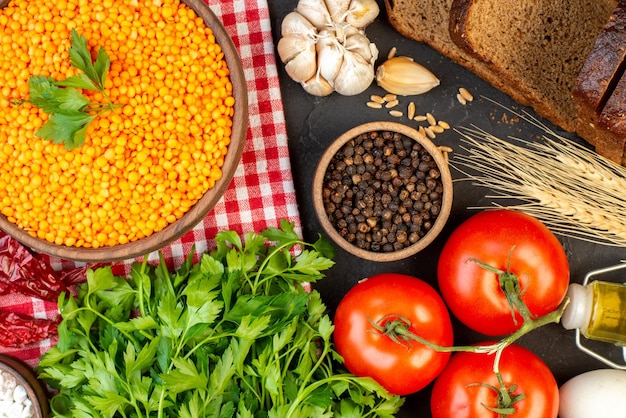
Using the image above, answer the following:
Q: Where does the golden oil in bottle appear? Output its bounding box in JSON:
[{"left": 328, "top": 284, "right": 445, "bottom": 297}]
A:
[{"left": 562, "top": 281, "right": 626, "bottom": 345}]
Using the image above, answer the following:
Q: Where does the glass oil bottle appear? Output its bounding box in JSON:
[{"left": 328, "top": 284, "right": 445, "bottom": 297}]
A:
[
  {"left": 561, "top": 263, "right": 626, "bottom": 369},
  {"left": 562, "top": 280, "right": 626, "bottom": 344}
]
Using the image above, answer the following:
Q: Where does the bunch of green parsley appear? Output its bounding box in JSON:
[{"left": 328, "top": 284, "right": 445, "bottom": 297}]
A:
[{"left": 37, "top": 221, "right": 404, "bottom": 417}]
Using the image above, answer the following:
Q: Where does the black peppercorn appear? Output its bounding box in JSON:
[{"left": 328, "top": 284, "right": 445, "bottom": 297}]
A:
[{"left": 321, "top": 129, "right": 445, "bottom": 253}]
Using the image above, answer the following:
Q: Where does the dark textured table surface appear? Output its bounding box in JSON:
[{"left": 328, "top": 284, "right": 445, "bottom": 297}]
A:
[{"left": 267, "top": 1, "right": 626, "bottom": 415}]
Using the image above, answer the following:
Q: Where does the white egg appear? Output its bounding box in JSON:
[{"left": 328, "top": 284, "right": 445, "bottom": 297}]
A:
[{"left": 559, "top": 369, "right": 626, "bottom": 418}]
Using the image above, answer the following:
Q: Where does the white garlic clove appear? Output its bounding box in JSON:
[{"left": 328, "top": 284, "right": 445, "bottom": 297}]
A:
[
  {"left": 324, "top": 0, "right": 351, "bottom": 23},
  {"left": 296, "top": 0, "right": 333, "bottom": 30},
  {"left": 317, "top": 27, "right": 335, "bottom": 40},
  {"left": 284, "top": 42, "right": 317, "bottom": 83},
  {"left": 344, "top": 31, "right": 378, "bottom": 64},
  {"left": 333, "top": 21, "right": 359, "bottom": 43},
  {"left": 281, "top": 11, "right": 317, "bottom": 38},
  {"left": 367, "top": 40, "right": 379, "bottom": 65},
  {"left": 316, "top": 31, "right": 344, "bottom": 83},
  {"left": 277, "top": 33, "right": 314, "bottom": 64},
  {"left": 345, "top": 0, "right": 379, "bottom": 29},
  {"left": 302, "top": 74, "right": 335, "bottom": 96},
  {"left": 333, "top": 50, "right": 374, "bottom": 96}
]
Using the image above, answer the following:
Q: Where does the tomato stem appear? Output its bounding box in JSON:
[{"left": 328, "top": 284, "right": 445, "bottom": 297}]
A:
[
  {"left": 370, "top": 299, "right": 567, "bottom": 355},
  {"left": 468, "top": 381, "right": 525, "bottom": 418},
  {"left": 370, "top": 298, "right": 569, "bottom": 416},
  {"left": 467, "top": 246, "right": 536, "bottom": 325}
]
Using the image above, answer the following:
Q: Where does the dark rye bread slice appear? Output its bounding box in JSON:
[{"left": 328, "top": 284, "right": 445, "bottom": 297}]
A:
[
  {"left": 383, "top": 0, "right": 541, "bottom": 112},
  {"left": 448, "top": 0, "right": 616, "bottom": 132},
  {"left": 574, "top": 3, "right": 626, "bottom": 164},
  {"left": 598, "top": 69, "right": 626, "bottom": 165}
]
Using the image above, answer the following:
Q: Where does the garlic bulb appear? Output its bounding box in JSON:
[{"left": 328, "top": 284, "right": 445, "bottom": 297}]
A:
[
  {"left": 376, "top": 56, "right": 440, "bottom": 96},
  {"left": 278, "top": 0, "right": 380, "bottom": 97}
]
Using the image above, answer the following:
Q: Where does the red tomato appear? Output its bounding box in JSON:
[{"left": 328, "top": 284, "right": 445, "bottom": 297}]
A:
[
  {"left": 437, "top": 209, "right": 569, "bottom": 336},
  {"left": 430, "top": 343, "right": 559, "bottom": 418},
  {"left": 333, "top": 273, "right": 453, "bottom": 396}
]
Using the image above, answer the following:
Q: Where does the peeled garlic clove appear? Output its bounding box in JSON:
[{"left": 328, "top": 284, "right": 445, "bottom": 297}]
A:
[
  {"left": 376, "top": 56, "right": 440, "bottom": 96},
  {"left": 345, "top": 0, "right": 379, "bottom": 29},
  {"left": 316, "top": 31, "right": 344, "bottom": 83},
  {"left": 296, "top": 0, "right": 332, "bottom": 30},
  {"left": 277, "top": 33, "right": 313, "bottom": 64},
  {"left": 281, "top": 11, "right": 317, "bottom": 38},
  {"left": 324, "top": 0, "right": 351, "bottom": 23},
  {"left": 285, "top": 42, "right": 317, "bottom": 83},
  {"left": 302, "top": 74, "right": 334, "bottom": 96},
  {"left": 333, "top": 50, "right": 374, "bottom": 96}
]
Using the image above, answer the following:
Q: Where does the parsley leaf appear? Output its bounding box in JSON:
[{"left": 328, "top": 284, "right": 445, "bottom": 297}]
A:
[
  {"left": 37, "top": 222, "right": 404, "bottom": 417},
  {"left": 35, "top": 111, "right": 95, "bottom": 149},
  {"left": 27, "top": 76, "right": 62, "bottom": 113},
  {"left": 14, "top": 29, "right": 117, "bottom": 150},
  {"left": 66, "top": 29, "right": 108, "bottom": 91},
  {"left": 56, "top": 73, "right": 99, "bottom": 91}
]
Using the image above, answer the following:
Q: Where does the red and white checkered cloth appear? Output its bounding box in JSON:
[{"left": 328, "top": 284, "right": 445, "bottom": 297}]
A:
[{"left": 0, "top": 0, "right": 301, "bottom": 367}]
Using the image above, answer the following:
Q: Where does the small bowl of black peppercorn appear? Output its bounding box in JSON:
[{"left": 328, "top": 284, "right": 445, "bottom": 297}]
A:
[{"left": 312, "top": 121, "right": 453, "bottom": 262}]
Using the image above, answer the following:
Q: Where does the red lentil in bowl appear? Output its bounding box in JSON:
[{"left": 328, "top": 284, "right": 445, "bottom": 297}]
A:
[
  {"left": 312, "top": 122, "right": 453, "bottom": 262},
  {"left": 0, "top": 0, "right": 247, "bottom": 262}
]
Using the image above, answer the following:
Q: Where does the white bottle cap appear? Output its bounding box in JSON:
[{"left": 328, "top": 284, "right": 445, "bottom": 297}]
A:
[{"left": 561, "top": 283, "right": 592, "bottom": 331}]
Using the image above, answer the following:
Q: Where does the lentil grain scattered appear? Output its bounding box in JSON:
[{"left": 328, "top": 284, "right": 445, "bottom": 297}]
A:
[
  {"left": 321, "top": 129, "right": 445, "bottom": 253},
  {"left": 0, "top": 0, "right": 235, "bottom": 248}
]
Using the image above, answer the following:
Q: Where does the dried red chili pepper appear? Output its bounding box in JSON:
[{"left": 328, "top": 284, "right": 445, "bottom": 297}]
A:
[
  {"left": 0, "top": 232, "right": 96, "bottom": 347},
  {"left": 0, "top": 232, "right": 73, "bottom": 302},
  {"left": 0, "top": 312, "right": 61, "bottom": 348}
]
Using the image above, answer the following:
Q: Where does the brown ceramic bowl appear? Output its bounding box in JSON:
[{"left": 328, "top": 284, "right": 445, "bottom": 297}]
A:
[
  {"left": 0, "top": 354, "right": 49, "bottom": 417},
  {"left": 0, "top": 0, "right": 247, "bottom": 262},
  {"left": 313, "top": 121, "right": 453, "bottom": 262}
]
